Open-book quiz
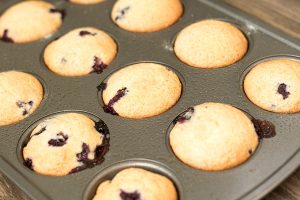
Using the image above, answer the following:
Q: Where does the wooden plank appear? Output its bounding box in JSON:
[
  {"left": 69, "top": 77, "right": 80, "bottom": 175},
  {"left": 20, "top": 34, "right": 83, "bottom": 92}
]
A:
[
  {"left": 223, "top": 0, "right": 300, "bottom": 39},
  {"left": 0, "top": 173, "right": 30, "bottom": 200},
  {"left": 264, "top": 168, "right": 300, "bottom": 200}
]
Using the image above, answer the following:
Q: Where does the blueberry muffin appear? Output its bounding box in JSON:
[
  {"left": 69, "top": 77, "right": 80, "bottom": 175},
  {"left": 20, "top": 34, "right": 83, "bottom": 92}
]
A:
[
  {"left": 174, "top": 19, "right": 248, "bottom": 68},
  {"left": 0, "top": 71, "right": 43, "bottom": 126},
  {"left": 44, "top": 27, "right": 117, "bottom": 76},
  {"left": 93, "top": 168, "right": 177, "bottom": 200},
  {"left": 244, "top": 58, "right": 300, "bottom": 113},
  {"left": 101, "top": 63, "right": 182, "bottom": 118},
  {"left": 111, "top": 0, "right": 183, "bottom": 32},
  {"left": 0, "top": 1, "right": 64, "bottom": 43},
  {"left": 23, "top": 113, "right": 110, "bottom": 176},
  {"left": 69, "top": 0, "right": 105, "bottom": 4},
  {"left": 169, "top": 102, "right": 259, "bottom": 171}
]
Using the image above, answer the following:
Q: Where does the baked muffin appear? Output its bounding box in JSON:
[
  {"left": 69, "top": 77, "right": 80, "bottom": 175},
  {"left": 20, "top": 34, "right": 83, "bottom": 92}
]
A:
[
  {"left": 0, "top": 1, "right": 64, "bottom": 43},
  {"left": 93, "top": 168, "right": 177, "bottom": 200},
  {"left": 101, "top": 63, "right": 182, "bottom": 118},
  {"left": 23, "top": 113, "right": 110, "bottom": 176},
  {"left": 169, "top": 102, "right": 259, "bottom": 171},
  {"left": 244, "top": 58, "right": 300, "bottom": 113},
  {"left": 111, "top": 0, "right": 183, "bottom": 32},
  {"left": 0, "top": 71, "right": 43, "bottom": 126},
  {"left": 44, "top": 27, "right": 117, "bottom": 76},
  {"left": 174, "top": 19, "right": 248, "bottom": 68}
]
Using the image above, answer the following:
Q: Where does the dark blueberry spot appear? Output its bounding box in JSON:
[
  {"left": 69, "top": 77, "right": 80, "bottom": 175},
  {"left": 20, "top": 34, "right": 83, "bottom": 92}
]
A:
[
  {"left": 95, "top": 126, "right": 110, "bottom": 158},
  {"left": 92, "top": 56, "right": 108, "bottom": 74},
  {"left": 1, "top": 29, "right": 14, "bottom": 43},
  {"left": 49, "top": 8, "right": 66, "bottom": 20},
  {"left": 248, "top": 149, "right": 253, "bottom": 155},
  {"left": 16, "top": 101, "right": 24, "bottom": 108},
  {"left": 252, "top": 119, "right": 276, "bottom": 139},
  {"left": 69, "top": 166, "right": 85, "bottom": 174},
  {"left": 103, "top": 105, "right": 118, "bottom": 115},
  {"left": 115, "top": 6, "right": 130, "bottom": 21},
  {"left": 79, "top": 30, "right": 97, "bottom": 37},
  {"left": 97, "top": 82, "right": 107, "bottom": 91},
  {"left": 16, "top": 100, "right": 34, "bottom": 116},
  {"left": 24, "top": 158, "right": 33, "bottom": 170},
  {"left": 48, "top": 132, "right": 68, "bottom": 147},
  {"left": 22, "top": 110, "right": 28, "bottom": 116},
  {"left": 103, "top": 87, "right": 127, "bottom": 115},
  {"left": 69, "top": 143, "right": 104, "bottom": 173},
  {"left": 277, "top": 83, "right": 290, "bottom": 100},
  {"left": 31, "top": 126, "right": 47, "bottom": 137},
  {"left": 61, "top": 57, "right": 67, "bottom": 64},
  {"left": 95, "top": 143, "right": 109, "bottom": 158},
  {"left": 76, "top": 143, "right": 90, "bottom": 162},
  {"left": 120, "top": 190, "right": 141, "bottom": 200},
  {"left": 174, "top": 107, "right": 195, "bottom": 124},
  {"left": 94, "top": 121, "right": 109, "bottom": 136},
  {"left": 69, "top": 127, "right": 110, "bottom": 174}
]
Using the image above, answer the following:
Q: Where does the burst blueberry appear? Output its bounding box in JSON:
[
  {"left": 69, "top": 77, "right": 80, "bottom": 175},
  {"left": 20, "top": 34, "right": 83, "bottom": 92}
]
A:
[
  {"left": 120, "top": 190, "right": 141, "bottom": 200},
  {"left": 1, "top": 29, "right": 14, "bottom": 43},
  {"left": 92, "top": 56, "right": 108, "bottom": 74},
  {"left": 103, "top": 87, "right": 127, "bottom": 115},
  {"left": 277, "top": 83, "right": 290, "bottom": 100},
  {"left": 48, "top": 132, "right": 69, "bottom": 147}
]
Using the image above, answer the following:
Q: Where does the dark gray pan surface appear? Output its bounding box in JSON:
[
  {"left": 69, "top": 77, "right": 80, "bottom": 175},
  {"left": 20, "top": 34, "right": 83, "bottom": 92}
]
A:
[{"left": 0, "top": 0, "right": 299, "bottom": 199}]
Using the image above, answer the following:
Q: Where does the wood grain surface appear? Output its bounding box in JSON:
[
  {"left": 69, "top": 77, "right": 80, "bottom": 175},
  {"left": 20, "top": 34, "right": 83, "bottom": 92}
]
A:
[
  {"left": 0, "top": 0, "right": 299, "bottom": 200},
  {"left": 224, "top": 0, "right": 300, "bottom": 39}
]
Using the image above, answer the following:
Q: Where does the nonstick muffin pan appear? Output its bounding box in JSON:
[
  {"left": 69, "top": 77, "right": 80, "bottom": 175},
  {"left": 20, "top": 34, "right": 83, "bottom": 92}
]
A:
[{"left": 0, "top": 0, "right": 300, "bottom": 199}]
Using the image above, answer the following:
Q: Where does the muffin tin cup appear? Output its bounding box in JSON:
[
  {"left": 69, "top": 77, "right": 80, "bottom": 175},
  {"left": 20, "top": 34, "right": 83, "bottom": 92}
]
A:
[
  {"left": 83, "top": 159, "right": 184, "bottom": 200},
  {"left": 39, "top": 29, "right": 121, "bottom": 78},
  {"left": 16, "top": 110, "right": 108, "bottom": 176},
  {"left": 240, "top": 54, "right": 300, "bottom": 115},
  {"left": 165, "top": 104, "right": 265, "bottom": 172},
  {"left": 171, "top": 17, "right": 256, "bottom": 68},
  {"left": 97, "top": 61, "right": 186, "bottom": 115},
  {"left": 0, "top": 0, "right": 299, "bottom": 199}
]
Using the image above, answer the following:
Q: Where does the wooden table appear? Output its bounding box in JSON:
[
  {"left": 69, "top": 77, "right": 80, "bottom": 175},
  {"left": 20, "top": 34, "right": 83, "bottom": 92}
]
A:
[{"left": 0, "top": 0, "right": 299, "bottom": 199}]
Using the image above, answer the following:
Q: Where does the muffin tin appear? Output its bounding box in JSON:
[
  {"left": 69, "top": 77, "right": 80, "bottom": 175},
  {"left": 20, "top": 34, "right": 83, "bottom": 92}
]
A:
[{"left": 0, "top": 0, "right": 299, "bottom": 199}]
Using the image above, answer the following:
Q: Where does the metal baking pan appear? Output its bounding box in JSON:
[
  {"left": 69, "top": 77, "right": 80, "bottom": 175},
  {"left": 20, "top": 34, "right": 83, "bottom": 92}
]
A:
[{"left": 0, "top": 0, "right": 299, "bottom": 199}]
